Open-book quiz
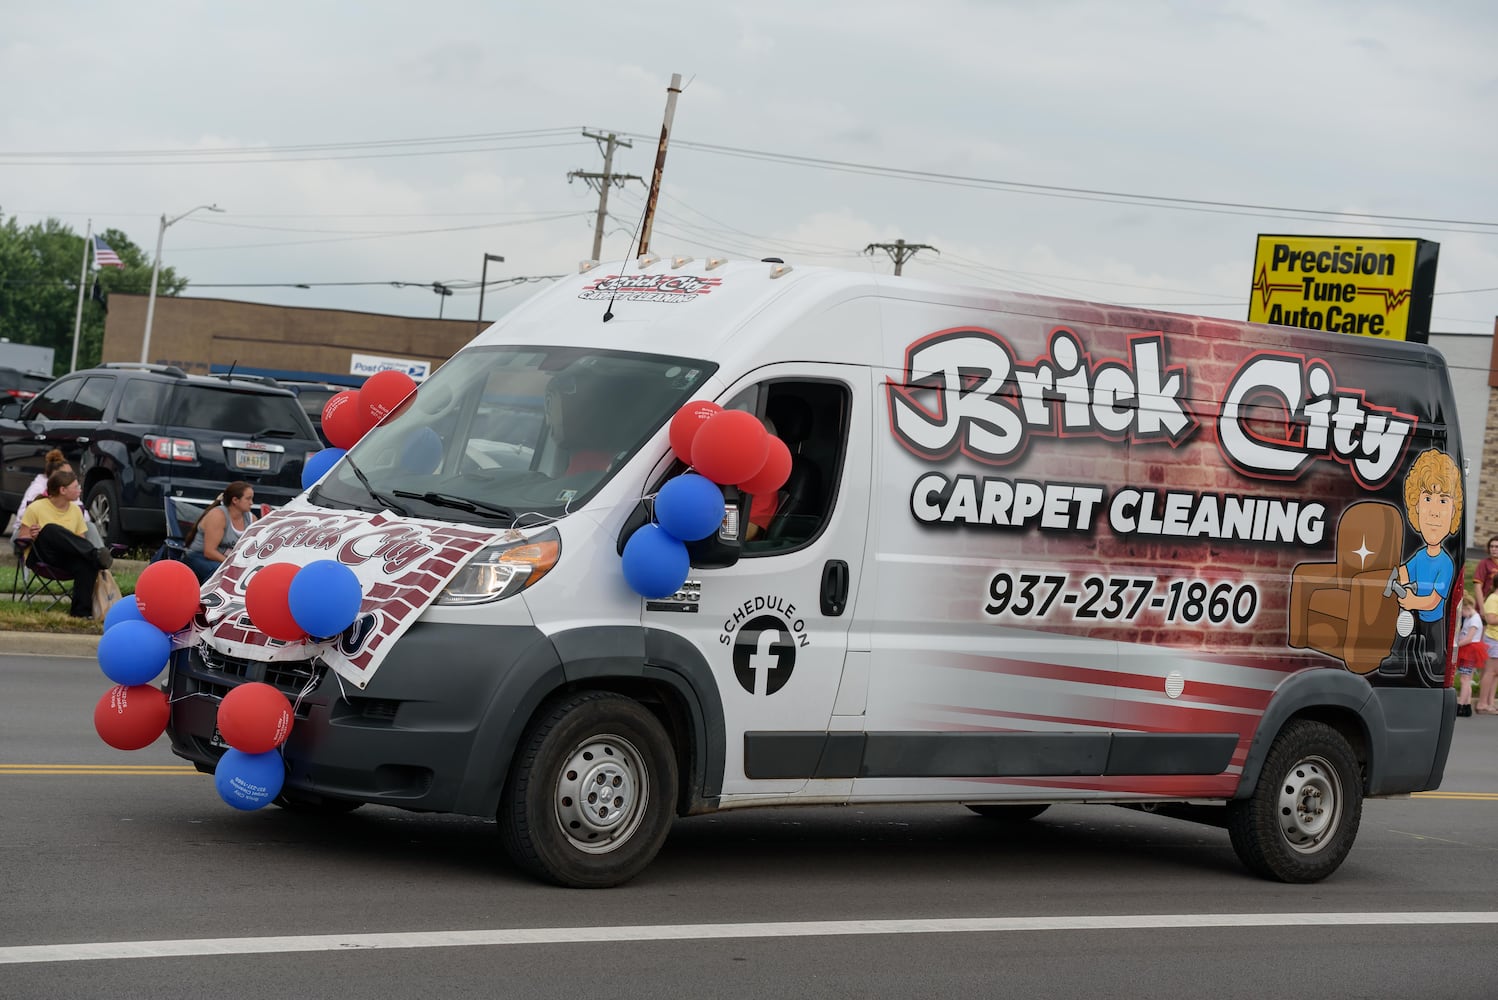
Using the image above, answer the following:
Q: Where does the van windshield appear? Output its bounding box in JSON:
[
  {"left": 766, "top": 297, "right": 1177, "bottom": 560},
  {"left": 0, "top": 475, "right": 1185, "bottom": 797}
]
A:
[{"left": 312, "top": 346, "right": 715, "bottom": 525}]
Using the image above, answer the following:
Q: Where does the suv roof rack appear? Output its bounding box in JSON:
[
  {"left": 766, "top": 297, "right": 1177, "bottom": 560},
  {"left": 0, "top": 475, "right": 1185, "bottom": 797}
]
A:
[
  {"left": 202, "top": 372, "right": 285, "bottom": 389},
  {"left": 98, "top": 362, "right": 188, "bottom": 378}
]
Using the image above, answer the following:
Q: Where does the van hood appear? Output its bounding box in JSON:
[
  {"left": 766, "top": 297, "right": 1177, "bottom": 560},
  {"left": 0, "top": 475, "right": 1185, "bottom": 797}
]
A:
[{"left": 196, "top": 500, "right": 511, "bottom": 688}]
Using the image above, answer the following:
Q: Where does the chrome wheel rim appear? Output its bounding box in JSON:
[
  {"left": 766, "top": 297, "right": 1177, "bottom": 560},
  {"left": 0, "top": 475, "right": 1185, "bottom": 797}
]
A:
[
  {"left": 1276, "top": 754, "right": 1342, "bottom": 854},
  {"left": 553, "top": 734, "right": 648, "bottom": 855}
]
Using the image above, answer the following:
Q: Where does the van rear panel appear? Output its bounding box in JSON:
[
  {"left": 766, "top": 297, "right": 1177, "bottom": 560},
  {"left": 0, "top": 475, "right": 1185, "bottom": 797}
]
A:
[{"left": 863, "top": 291, "right": 1459, "bottom": 800}]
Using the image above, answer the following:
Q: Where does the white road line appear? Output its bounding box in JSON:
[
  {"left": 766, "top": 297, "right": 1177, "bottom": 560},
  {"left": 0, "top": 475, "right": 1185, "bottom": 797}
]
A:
[{"left": 4, "top": 912, "right": 1498, "bottom": 965}]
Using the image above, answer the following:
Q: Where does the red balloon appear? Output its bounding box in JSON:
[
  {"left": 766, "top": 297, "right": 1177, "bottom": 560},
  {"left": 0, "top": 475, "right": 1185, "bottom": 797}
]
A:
[
  {"left": 669, "top": 400, "right": 723, "bottom": 465},
  {"left": 691, "top": 410, "right": 770, "bottom": 485},
  {"left": 94, "top": 684, "right": 170, "bottom": 751},
  {"left": 321, "top": 390, "right": 370, "bottom": 449},
  {"left": 217, "top": 681, "right": 293, "bottom": 754},
  {"left": 360, "top": 370, "right": 417, "bottom": 428},
  {"left": 134, "top": 559, "right": 200, "bottom": 633},
  {"left": 738, "top": 435, "right": 792, "bottom": 497},
  {"left": 244, "top": 563, "right": 306, "bottom": 642}
]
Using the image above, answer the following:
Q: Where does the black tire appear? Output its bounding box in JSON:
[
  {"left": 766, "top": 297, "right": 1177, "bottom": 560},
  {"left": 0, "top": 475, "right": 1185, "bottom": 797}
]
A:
[
  {"left": 273, "top": 792, "right": 365, "bottom": 815},
  {"left": 499, "top": 691, "right": 678, "bottom": 889},
  {"left": 1227, "top": 720, "right": 1362, "bottom": 883},
  {"left": 85, "top": 479, "right": 124, "bottom": 547},
  {"left": 965, "top": 803, "right": 1050, "bottom": 821}
]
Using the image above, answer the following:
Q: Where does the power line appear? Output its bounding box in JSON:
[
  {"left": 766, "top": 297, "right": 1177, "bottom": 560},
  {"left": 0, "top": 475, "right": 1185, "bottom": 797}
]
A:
[
  {"left": 0, "top": 127, "right": 581, "bottom": 159},
  {"left": 0, "top": 139, "right": 589, "bottom": 168},
  {"left": 620, "top": 134, "right": 1498, "bottom": 234}
]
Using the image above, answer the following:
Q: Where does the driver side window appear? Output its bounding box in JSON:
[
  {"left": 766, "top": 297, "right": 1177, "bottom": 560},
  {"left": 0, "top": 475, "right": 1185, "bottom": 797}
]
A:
[{"left": 740, "top": 379, "right": 850, "bottom": 556}]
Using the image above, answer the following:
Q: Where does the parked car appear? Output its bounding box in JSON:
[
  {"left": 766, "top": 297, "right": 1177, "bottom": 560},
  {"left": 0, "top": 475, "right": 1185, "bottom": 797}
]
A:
[
  {"left": 0, "top": 363, "right": 322, "bottom": 547},
  {"left": 276, "top": 379, "right": 352, "bottom": 447},
  {"left": 0, "top": 366, "right": 54, "bottom": 407}
]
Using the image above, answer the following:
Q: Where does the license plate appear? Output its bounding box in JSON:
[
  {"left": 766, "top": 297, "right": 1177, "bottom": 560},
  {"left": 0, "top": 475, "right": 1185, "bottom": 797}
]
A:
[{"left": 235, "top": 450, "right": 270, "bottom": 471}]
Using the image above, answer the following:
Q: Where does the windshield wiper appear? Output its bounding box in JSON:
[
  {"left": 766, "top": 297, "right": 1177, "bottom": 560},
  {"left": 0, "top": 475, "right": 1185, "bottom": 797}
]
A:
[
  {"left": 393, "top": 490, "right": 515, "bottom": 521},
  {"left": 344, "top": 453, "right": 411, "bottom": 516},
  {"left": 249, "top": 427, "right": 297, "bottom": 439}
]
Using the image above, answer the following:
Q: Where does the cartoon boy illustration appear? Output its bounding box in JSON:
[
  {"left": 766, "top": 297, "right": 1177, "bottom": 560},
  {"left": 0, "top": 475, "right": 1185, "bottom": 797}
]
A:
[{"left": 1378, "top": 448, "right": 1462, "bottom": 685}]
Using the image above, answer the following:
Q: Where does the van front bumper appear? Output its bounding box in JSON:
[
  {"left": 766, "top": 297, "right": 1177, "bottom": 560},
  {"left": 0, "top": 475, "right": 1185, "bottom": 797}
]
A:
[{"left": 166, "top": 621, "right": 560, "bottom": 814}]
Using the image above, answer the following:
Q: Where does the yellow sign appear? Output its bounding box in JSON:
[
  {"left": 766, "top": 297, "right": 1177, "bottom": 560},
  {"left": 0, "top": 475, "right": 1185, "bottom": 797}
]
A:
[{"left": 1248, "top": 235, "right": 1438, "bottom": 343}]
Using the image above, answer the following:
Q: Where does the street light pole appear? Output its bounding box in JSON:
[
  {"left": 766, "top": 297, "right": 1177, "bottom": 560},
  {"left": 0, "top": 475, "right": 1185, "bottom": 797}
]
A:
[
  {"left": 475, "top": 252, "right": 506, "bottom": 336},
  {"left": 141, "top": 203, "right": 224, "bottom": 364}
]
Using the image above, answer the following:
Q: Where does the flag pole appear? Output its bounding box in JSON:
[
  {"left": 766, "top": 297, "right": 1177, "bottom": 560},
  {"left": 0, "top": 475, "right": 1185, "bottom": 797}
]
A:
[{"left": 69, "top": 221, "right": 92, "bottom": 374}]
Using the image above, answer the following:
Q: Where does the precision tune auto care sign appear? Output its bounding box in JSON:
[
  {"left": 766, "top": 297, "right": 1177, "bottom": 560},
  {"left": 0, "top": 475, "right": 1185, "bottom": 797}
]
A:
[{"left": 1248, "top": 235, "right": 1439, "bottom": 343}]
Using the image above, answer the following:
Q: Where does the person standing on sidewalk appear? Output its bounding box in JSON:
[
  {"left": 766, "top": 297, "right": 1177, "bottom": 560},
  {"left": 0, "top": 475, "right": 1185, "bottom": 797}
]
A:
[{"left": 1478, "top": 583, "right": 1498, "bottom": 715}]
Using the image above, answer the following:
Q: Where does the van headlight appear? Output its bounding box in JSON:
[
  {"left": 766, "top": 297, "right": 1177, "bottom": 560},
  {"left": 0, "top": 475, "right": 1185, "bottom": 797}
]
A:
[{"left": 436, "top": 528, "right": 560, "bottom": 605}]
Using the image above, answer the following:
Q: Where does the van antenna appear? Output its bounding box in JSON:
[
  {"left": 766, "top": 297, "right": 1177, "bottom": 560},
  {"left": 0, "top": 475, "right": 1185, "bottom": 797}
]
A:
[{"left": 225, "top": 360, "right": 238, "bottom": 379}]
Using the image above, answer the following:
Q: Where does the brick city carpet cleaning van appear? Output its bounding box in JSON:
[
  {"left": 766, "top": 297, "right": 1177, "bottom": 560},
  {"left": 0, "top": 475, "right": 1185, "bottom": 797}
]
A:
[{"left": 166, "top": 257, "right": 1460, "bottom": 887}]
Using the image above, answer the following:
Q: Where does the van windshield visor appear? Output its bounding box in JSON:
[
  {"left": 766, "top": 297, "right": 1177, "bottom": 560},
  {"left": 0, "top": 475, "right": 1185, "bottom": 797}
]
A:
[{"left": 312, "top": 346, "right": 715, "bottom": 524}]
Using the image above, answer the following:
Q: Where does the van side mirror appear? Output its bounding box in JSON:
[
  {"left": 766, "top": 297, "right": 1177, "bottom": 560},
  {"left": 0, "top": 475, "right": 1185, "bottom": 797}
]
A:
[{"left": 616, "top": 486, "right": 743, "bottom": 570}]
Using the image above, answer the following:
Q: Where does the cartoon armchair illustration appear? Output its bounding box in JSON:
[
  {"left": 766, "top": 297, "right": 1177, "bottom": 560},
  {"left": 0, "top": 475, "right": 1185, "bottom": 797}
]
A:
[{"left": 1288, "top": 500, "right": 1404, "bottom": 673}]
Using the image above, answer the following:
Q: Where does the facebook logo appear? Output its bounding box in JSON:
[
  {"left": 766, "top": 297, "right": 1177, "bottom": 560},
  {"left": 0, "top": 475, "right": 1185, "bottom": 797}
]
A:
[{"left": 732, "top": 615, "right": 796, "bottom": 696}]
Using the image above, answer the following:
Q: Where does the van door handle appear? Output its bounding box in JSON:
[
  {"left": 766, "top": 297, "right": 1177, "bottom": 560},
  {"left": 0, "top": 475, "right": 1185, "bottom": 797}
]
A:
[
  {"left": 77, "top": 436, "right": 89, "bottom": 444},
  {"left": 821, "top": 559, "right": 849, "bottom": 617}
]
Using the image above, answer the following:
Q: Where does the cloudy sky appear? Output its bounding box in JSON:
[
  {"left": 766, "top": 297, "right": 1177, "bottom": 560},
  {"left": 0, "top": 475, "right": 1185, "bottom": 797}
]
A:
[{"left": 3, "top": 1, "right": 1495, "bottom": 347}]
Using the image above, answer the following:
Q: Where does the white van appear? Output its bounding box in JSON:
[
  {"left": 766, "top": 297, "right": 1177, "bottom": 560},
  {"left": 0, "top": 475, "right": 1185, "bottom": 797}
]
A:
[{"left": 167, "top": 258, "right": 1460, "bottom": 887}]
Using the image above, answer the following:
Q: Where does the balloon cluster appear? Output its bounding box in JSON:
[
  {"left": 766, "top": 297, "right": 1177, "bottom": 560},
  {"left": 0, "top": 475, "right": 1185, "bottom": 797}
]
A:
[
  {"left": 303, "top": 370, "right": 420, "bottom": 489},
  {"left": 212, "top": 683, "right": 292, "bottom": 810},
  {"left": 619, "top": 401, "right": 792, "bottom": 599},
  {"left": 245, "top": 559, "right": 365, "bottom": 642},
  {"left": 91, "top": 560, "right": 200, "bottom": 752},
  {"left": 90, "top": 556, "right": 364, "bottom": 814}
]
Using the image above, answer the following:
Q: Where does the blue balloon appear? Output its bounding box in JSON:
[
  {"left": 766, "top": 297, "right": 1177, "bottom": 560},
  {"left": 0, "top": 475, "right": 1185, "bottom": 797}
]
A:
[
  {"left": 621, "top": 524, "right": 691, "bottom": 599},
  {"left": 103, "top": 594, "right": 145, "bottom": 632},
  {"left": 214, "top": 748, "right": 285, "bottom": 811},
  {"left": 399, "top": 426, "right": 443, "bottom": 474},
  {"left": 302, "top": 447, "right": 346, "bottom": 490},
  {"left": 288, "top": 560, "right": 364, "bottom": 639},
  {"left": 98, "top": 619, "right": 171, "bottom": 687},
  {"left": 654, "top": 473, "right": 726, "bottom": 542}
]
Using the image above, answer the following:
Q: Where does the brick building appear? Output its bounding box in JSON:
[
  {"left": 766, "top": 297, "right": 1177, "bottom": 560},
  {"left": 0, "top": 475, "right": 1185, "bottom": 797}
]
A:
[{"left": 100, "top": 294, "right": 477, "bottom": 386}]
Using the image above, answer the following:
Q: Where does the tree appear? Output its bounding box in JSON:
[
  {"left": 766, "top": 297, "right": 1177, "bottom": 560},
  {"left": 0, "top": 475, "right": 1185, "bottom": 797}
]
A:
[{"left": 0, "top": 210, "right": 188, "bottom": 374}]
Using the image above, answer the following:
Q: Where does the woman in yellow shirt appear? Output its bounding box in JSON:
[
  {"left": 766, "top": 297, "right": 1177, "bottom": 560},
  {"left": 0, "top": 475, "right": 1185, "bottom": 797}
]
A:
[{"left": 17, "top": 470, "right": 112, "bottom": 618}]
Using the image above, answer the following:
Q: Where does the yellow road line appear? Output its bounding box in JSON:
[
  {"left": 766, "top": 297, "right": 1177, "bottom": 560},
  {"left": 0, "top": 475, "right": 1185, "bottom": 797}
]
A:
[
  {"left": 0, "top": 772, "right": 196, "bottom": 778},
  {"left": 1411, "top": 791, "right": 1498, "bottom": 800}
]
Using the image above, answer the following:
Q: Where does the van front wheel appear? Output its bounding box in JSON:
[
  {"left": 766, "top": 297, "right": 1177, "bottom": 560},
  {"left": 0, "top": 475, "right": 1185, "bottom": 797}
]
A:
[
  {"left": 1227, "top": 720, "right": 1362, "bottom": 883},
  {"left": 499, "top": 692, "right": 678, "bottom": 888}
]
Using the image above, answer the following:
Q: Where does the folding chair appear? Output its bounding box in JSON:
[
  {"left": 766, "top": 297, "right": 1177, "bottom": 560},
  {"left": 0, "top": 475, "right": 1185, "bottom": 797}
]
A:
[
  {"left": 10, "top": 537, "right": 73, "bottom": 612},
  {"left": 159, "top": 496, "right": 189, "bottom": 561}
]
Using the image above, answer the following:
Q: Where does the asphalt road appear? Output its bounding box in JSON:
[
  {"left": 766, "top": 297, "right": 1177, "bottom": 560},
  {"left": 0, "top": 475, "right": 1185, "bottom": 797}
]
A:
[{"left": 3, "top": 650, "right": 1497, "bottom": 1000}]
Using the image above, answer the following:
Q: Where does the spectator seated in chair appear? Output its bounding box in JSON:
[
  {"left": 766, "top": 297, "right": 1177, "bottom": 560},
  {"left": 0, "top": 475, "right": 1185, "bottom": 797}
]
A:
[
  {"left": 181, "top": 481, "right": 258, "bottom": 584},
  {"left": 15, "top": 469, "right": 113, "bottom": 619}
]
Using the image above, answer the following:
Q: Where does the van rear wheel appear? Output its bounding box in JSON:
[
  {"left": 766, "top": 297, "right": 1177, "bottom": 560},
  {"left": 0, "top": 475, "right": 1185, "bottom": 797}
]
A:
[
  {"left": 499, "top": 691, "right": 678, "bottom": 889},
  {"left": 965, "top": 803, "right": 1050, "bottom": 821},
  {"left": 1227, "top": 720, "right": 1362, "bottom": 883}
]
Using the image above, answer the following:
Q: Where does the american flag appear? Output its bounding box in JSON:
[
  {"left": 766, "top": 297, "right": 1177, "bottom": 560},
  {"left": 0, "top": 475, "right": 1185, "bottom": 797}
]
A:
[{"left": 93, "top": 235, "right": 124, "bottom": 269}]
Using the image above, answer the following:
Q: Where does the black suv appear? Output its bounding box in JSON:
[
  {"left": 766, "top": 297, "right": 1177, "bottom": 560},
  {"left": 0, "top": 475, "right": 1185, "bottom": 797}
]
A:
[{"left": 0, "top": 363, "right": 322, "bottom": 546}]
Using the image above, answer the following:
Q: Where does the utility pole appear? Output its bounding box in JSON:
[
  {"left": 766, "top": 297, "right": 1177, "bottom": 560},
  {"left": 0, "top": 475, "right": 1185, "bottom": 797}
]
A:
[
  {"left": 864, "top": 238, "right": 939, "bottom": 276},
  {"left": 569, "top": 130, "right": 641, "bottom": 261},
  {"left": 431, "top": 281, "right": 453, "bottom": 318}
]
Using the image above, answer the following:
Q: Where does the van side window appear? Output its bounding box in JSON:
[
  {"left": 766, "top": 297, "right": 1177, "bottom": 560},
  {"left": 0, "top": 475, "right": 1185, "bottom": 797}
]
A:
[{"left": 743, "top": 380, "right": 849, "bottom": 554}]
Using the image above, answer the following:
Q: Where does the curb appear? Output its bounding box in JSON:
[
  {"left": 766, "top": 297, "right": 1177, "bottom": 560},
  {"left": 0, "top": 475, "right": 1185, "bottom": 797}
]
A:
[{"left": 1, "top": 630, "right": 101, "bottom": 657}]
